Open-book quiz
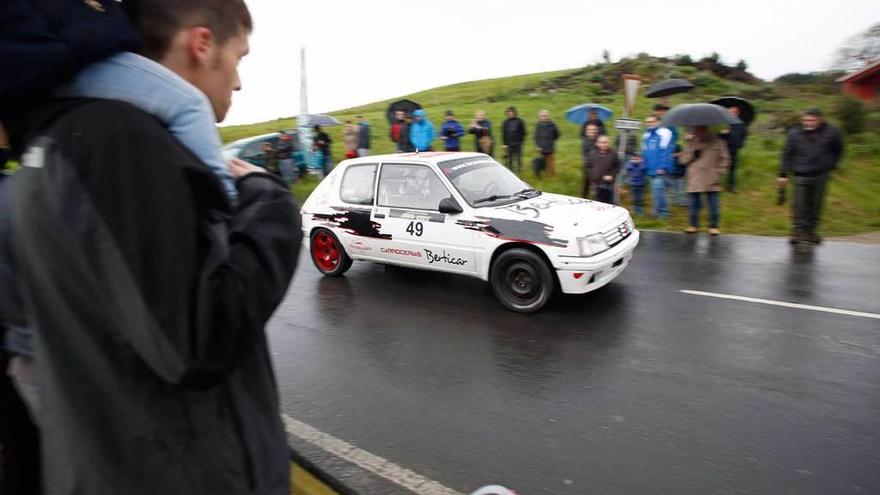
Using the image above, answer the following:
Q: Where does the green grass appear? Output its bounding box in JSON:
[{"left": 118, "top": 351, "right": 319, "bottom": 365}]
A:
[{"left": 220, "top": 55, "right": 880, "bottom": 237}]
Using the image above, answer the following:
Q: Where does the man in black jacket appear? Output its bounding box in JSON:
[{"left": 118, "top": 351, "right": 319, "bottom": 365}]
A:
[
  {"left": 721, "top": 106, "right": 748, "bottom": 193},
  {"left": 501, "top": 106, "right": 526, "bottom": 172},
  {"left": 778, "top": 108, "right": 844, "bottom": 244},
  {"left": 534, "top": 109, "right": 561, "bottom": 176},
  {"left": 0, "top": 1, "right": 301, "bottom": 493}
]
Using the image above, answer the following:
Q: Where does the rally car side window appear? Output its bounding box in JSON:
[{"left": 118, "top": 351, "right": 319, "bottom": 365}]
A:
[
  {"left": 340, "top": 164, "right": 378, "bottom": 205},
  {"left": 378, "top": 164, "right": 451, "bottom": 211}
]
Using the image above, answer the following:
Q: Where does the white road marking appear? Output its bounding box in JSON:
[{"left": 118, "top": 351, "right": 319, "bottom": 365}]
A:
[
  {"left": 680, "top": 290, "right": 880, "bottom": 320},
  {"left": 282, "top": 414, "right": 464, "bottom": 495}
]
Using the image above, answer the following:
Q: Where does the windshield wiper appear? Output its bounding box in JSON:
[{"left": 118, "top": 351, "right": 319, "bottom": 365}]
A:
[
  {"left": 473, "top": 194, "right": 514, "bottom": 205},
  {"left": 513, "top": 188, "right": 541, "bottom": 198}
]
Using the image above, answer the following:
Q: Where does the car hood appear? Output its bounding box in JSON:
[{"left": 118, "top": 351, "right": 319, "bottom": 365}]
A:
[{"left": 480, "top": 193, "right": 629, "bottom": 237}]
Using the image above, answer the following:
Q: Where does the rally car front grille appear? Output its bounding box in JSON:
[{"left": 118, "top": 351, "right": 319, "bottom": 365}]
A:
[{"left": 602, "top": 220, "right": 633, "bottom": 248}]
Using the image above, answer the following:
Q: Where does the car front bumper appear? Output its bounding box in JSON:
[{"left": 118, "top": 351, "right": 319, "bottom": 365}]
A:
[{"left": 554, "top": 230, "right": 640, "bottom": 294}]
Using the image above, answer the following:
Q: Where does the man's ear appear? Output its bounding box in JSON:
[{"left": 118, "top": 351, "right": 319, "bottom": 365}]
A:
[{"left": 185, "top": 27, "right": 215, "bottom": 66}]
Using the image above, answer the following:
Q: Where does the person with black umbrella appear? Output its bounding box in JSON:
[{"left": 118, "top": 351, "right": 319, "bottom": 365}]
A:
[
  {"left": 680, "top": 126, "right": 730, "bottom": 235},
  {"left": 778, "top": 108, "right": 844, "bottom": 245},
  {"left": 719, "top": 106, "right": 748, "bottom": 192}
]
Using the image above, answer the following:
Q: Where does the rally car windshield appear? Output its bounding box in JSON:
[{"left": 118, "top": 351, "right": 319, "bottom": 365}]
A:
[{"left": 438, "top": 157, "right": 539, "bottom": 207}]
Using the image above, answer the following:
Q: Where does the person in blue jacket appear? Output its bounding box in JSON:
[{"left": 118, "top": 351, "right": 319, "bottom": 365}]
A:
[
  {"left": 439, "top": 110, "right": 465, "bottom": 151},
  {"left": 410, "top": 109, "right": 435, "bottom": 152},
  {"left": 641, "top": 115, "right": 674, "bottom": 219},
  {"left": 624, "top": 152, "right": 647, "bottom": 215}
]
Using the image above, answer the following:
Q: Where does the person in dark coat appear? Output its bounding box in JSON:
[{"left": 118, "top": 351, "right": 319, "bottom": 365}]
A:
[
  {"left": 501, "top": 106, "right": 526, "bottom": 172},
  {"left": 397, "top": 114, "right": 414, "bottom": 152},
  {"left": 356, "top": 114, "right": 371, "bottom": 156},
  {"left": 0, "top": 2, "right": 302, "bottom": 494},
  {"left": 581, "top": 123, "right": 600, "bottom": 198},
  {"left": 719, "top": 106, "right": 748, "bottom": 193},
  {"left": 586, "top": 135, "right": 621, "bottom": 204},
  {"left": 534, "top": 109, "right": 560, "bottom": 176},
  {"left": 313, "top": 124, "right": 333, "bottom": 175},
  {"left": 778, "top": 108, "right": 844, "bottom": 245},
  {"left": 579, "top": 109, "right": 606, "bottom": 139},
  {"left": 469, "top": 110, "right": 493, "bottom": 156}
]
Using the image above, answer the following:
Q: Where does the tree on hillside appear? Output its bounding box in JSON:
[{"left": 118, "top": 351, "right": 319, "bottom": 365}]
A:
[
  {"left": 602, "top": 49, "right": 611, "bottom": 64},
  {"left": 833, "top": 22, "right": 880, "bottom": 71}
]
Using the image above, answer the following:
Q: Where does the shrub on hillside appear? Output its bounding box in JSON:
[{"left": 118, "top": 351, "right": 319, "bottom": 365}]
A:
[{"left": 832, "top": 96, "right": 867, "bottom": 135}]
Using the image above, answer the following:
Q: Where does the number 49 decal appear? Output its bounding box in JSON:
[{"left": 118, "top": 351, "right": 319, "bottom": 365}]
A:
[{"left": 406, "top": 221, "right": 424, "bottom": 237}]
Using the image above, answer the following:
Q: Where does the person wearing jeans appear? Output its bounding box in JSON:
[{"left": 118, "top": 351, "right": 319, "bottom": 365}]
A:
[
  {"left": 680, "top": 126, "right": 730, "bottom": 235},
  {"left": 641, "top": 115, "right": 673, "bottom": 218}
]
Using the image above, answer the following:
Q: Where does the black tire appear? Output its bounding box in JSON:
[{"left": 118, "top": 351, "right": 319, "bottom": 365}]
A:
[
  {"left": 310, "top": 229, "right": 353, "bottom": 276},
  {"left": 490, "top": 248, "right": 555, "bottom": 313}
]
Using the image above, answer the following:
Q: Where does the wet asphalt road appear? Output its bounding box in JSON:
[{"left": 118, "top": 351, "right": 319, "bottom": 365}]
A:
[{"left": 269, "top": 231, "right": 880, "bottom": 495}]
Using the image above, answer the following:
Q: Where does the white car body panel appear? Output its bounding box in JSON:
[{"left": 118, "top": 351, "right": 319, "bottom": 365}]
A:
[{"left": 301, "top": 152, "right": 639, "bottom": 295}]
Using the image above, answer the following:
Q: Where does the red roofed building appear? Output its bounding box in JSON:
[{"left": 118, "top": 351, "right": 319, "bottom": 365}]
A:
[{"left": 837, "top": 60, "right": 880, "bottom": 103}]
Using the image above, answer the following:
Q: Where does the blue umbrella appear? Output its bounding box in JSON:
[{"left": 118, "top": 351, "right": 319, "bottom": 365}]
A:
[{"left": 565, "top": 104, "right": 613, "bottom": 124}]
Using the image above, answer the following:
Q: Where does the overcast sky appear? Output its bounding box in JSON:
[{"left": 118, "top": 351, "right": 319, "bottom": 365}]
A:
[{"left": 223, "top": 0, "right": 880, "bottom": 126}]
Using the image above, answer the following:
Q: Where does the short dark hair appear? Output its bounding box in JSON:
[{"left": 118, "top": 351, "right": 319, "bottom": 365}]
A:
[
  {"left": 804, "top": 107, "right": 823, "bottom": 117},
  {"left": 123, "top": 0, "right": 253, "bottom": 61}
]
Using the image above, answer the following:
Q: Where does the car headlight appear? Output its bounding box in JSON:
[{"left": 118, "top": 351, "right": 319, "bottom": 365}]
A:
[{"left": 578, "top": 233, "right": 609, "bottom": 257}]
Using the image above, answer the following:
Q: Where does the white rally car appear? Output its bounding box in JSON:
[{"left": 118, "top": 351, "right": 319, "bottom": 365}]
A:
[{"left": 300, "top": 152, "right": 639, "bottom": 313}]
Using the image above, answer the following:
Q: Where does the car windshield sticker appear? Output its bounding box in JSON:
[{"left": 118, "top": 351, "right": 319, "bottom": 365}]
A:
[
  {"left": 437, "top": 157, "right": 496, "bottom": 180},
  {"left": 389, "top": 209, "right": 445, "bottom": 223},
  {"left": 312, "top": 207, "right": 391, "bottom": 239},
  {"left": 496, "top": 197, "right": 601, "bottom": 219},
  {"left": 457, "top": 217, "right": 568, "bottom": 248}
]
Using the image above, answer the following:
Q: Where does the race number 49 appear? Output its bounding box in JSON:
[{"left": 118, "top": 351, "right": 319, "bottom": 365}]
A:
[{"left": 406, "top": 221, "right": 424, "bottom": 237}]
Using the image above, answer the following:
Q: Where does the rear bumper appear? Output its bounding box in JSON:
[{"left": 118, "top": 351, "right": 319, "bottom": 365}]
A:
[{"left": 555, "top": 230, "right": 639, "bottom": 294}]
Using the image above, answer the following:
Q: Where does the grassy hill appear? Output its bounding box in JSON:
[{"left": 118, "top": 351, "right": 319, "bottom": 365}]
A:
[{"left": 220, "top": 54, "right": 880, "bottom": 236}]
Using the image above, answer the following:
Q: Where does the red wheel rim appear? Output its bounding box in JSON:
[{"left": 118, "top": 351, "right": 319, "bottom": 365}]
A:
[{"left": 312, "top": 232, "right": 340, "bottom": 272}]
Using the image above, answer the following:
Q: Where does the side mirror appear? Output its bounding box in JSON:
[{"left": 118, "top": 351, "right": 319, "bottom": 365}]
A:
[{"left": 438, "top": 197, "right": 463, "bottom": 214}]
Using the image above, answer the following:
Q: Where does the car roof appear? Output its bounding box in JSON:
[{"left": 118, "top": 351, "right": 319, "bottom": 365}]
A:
[
  {"left": 224, "top": 131, "right": 294, "bottom": 148},
  {"left": 340, "top": 151, "right": 491, "bottom": 167}
]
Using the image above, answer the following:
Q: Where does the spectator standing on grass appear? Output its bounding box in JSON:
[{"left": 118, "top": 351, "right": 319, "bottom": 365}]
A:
[
  {"left": 625, "top": 153, "right": 647, "bottom": 215},
  {"left": 0, "top": 0, "right": 302, "bottom": 493},
  {"left": 720, "top": 106, "right": 748, "bottom": 193},
  {"left": 343, "top": 120, "right": 358, "bottom": 159},
  {"left": 469, "top": 110, "right": 493, "bottom": 156},
  {"left": 398, "top": 114, "right": 414, "bottom": 152},
  {"left": 440, "top": 110, "right": 465, "bottom": 151},
  {"left": 641, "top": 115, "right": 673, "bottom": 218},
  {"left": 579, "top": 109, "right": 606, "bottom": 138},
  {"left": 276, "top": 131, "right": 297, "bottom": 184},
  {"left": 778, "top": 108, "right": 843, "bottom": 245},
  {"left": 680, "top": 125, "right": 730, "bottom": 235},
  {"left": 586, "top": 135, "right": 621, "bottom": 205},
  {"left": 534, "top": 110, "right": 560, "bottom": 176},
  {"left": 653, "top": 104, "right": 687, "bottom": 207},
  {"left": 581, "top": 123, "right": 600, "bottom": 198},
  {"left": 260, "top": 141, "right": 280, "bottom": 176},
  {"left": 314, "top": 124, "right": 332, "bottom": 175},
  {"left": 391, "top": 110, "right": 405, "bottom": 150},
  {"left": 410, "top": 109, "right": 435, "bottom": 152},
  {"left": 357, "top": 114, "right": 371, "bottom": 156},
  {"left": 501, "top": 106, "right": 526, "bottom": 172}
]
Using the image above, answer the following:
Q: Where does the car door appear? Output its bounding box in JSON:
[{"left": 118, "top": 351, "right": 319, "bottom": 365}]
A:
[
  {"left": 373, "top": 162, "right": 476, "bottom": 274},
  {"left": 335, "top": 163, "right": 383, "bottom": 258}
]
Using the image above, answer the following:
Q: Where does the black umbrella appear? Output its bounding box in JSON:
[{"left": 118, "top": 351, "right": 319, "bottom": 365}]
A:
[
  {"left": 646, "top": 78, "right": 695, "bottom": 98},
  {"left": 386, "top": 99, "right": 421, "bottom": 123},
  {"left": 660, "top": 103, "right": 742, "bottom": 127},
  {"left": 711, "top": 96, "right": 755, "bottom": 126}
]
